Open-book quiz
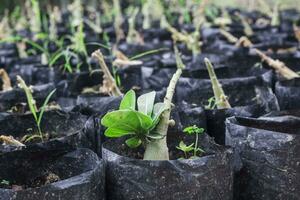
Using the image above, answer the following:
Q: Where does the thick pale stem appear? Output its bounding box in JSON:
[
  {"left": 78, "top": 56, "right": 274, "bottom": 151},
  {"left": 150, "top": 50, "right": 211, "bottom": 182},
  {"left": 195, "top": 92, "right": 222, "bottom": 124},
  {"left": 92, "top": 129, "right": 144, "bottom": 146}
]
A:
[
  {"left": 204, "top": 58, "right": 231, "bottom": 109},
  {"left": 143, "top": 47, "right": 185, "bottom": 160},
  {"left": 221, "top": 32, "right": 299, "bottom": 80},
  {"left": 0, "top": 69, "right": 12, "bottom": 91},
  {"left": 126, "top": 8, "right": 142, "bottom": 44},
  {"left": 257, "top": 0, "right": 273, "bottom": 16},
  {"left": 113, "top": 0, "right": 124, "bottom": 42},
  {"left": 194, "top": 133, "right": 199, "bottom": 157},
  {"left": 255, "top": 49, "right": 299, "bottom": 80},
  {"left": 236, "top": 13, "right": 253, "bottom": 36},
  {"left": 220, "top": 29, "right": 239, "bottom": 43},
  {"left": 92, "top": 50, "right": 122, "bottom": 96},
  {"left": 162, "top": 16, "right": 200, "bottom": 56},
  {"left": 30, "top": 0, "right": 42, "bottom": 34},
  {"left": 271, "top": 1, "right": 280, "bottom": 26}
]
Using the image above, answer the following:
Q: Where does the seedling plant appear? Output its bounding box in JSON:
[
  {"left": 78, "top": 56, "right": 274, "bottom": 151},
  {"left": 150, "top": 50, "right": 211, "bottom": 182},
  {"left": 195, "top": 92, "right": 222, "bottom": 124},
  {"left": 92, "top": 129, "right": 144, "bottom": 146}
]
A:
[
  {"left": 17, "top": 76, "right": 56, "bottom": 142},
  {"left": 177, "top": 125, "right": 205, "bottom": 159},
  {"left": 102, "top": 46, "right": 185, "bottom": 160}
]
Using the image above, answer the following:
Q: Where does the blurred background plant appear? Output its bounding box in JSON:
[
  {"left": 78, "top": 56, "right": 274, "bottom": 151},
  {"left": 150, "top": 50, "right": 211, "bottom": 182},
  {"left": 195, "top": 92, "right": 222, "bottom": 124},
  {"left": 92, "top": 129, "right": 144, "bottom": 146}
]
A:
[{"left": 0, "top": 0, "right": 299, "bottom": 16}]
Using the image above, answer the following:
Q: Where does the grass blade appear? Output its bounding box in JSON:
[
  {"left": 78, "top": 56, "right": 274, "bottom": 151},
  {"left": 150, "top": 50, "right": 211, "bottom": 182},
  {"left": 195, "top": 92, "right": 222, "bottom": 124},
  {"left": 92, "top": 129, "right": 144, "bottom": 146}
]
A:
[{"left": 37, "top": 89, "right": 56, "bottom": 127}]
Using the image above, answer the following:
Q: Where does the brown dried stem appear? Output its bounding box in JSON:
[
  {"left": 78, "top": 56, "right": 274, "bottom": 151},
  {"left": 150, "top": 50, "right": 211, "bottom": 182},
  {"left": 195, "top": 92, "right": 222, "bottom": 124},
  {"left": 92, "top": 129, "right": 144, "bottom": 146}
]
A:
[
  {"left": 0, "top": 69, "right": 12, "bottom": 91},
  {"left": 0, "top": 135, "right": 25, "bottom": 147},
  {"left": 92, "top": 50, "right": 122, "bottom": 96}
]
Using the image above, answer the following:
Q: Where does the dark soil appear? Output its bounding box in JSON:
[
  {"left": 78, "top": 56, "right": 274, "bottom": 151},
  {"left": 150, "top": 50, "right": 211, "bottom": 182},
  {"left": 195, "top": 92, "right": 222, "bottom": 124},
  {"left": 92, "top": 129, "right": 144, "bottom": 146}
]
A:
[{"left": 0, "top": 172, "right": 60, "bottom": 190}]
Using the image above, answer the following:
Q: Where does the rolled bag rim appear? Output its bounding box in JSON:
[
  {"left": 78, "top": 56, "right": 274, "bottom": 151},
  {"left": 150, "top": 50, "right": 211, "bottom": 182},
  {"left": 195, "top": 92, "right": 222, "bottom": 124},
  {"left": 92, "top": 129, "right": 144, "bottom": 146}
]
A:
[
  {"left": 225, "top": 116, "right": 299, "bottom": 137},
  {"left": 0, "top": 110, "right": 93, "bottom": 154},
  {"left": 0, "top": 148, "right": 105, "bottom": 199}
]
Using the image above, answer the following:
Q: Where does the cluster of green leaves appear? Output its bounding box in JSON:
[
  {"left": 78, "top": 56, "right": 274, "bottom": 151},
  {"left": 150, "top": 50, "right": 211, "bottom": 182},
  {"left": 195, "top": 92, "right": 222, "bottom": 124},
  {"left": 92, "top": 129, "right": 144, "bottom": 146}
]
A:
[
  {"left": 101, "top": 90, "right": 167, "bottom": 148},
  {"left": 17, "top": 76, "right": 56, "bottom": 142},
  {"left": 177, "top": 125, "right": 205, "bottom": 159}
]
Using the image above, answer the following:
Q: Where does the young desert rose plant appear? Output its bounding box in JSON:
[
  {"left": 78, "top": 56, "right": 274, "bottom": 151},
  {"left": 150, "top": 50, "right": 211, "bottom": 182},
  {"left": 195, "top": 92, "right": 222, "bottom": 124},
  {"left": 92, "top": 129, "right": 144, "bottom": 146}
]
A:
[
  {"left": 101, "top": 89, "right": 167, "bottom": 148},
  {"left": 101, "top": 46, "right": 185, "bottom": 160},
  {"left": 126, "top": 7, "right": 143, "bottom": 45},
  {"left": 204, "top": 58, "right": 231, "bottom": 109},
  {"left": 161, "top": 15, "right": 201, "bottom": 56},
  {"left": 29, "top": 0, "right": 42, "bottom": 35},
  {"left": 113, "top": 0, "right": 125, "bottom": 42}
]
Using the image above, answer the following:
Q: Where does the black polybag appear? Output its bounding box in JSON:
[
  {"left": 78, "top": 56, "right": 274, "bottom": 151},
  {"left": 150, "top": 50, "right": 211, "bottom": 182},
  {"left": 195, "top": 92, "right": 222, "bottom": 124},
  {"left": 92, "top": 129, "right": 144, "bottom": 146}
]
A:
[
  {"left": 225, "top": 116, "right": 300, "bottom": 200},
  {"left": 0, "top": 148, "right": 105, "bottom": 200},
  {"left": 205, "top": 104, "right": 271, "bottom": 145},
  {"left": 102, "top": 135, "right": 234, "bottom": 200},
  {"left": 275, "top": 78, "right": 300, "bottom": 110}
]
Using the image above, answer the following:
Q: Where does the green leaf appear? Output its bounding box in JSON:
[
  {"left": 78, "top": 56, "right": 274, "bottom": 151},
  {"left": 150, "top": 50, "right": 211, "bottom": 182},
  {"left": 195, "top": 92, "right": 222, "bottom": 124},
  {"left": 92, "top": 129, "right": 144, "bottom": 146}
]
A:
[
  {"left": 151, "top": 103, "right": 167, "bottom": 127},
  {"left": 37, "top": 89, "right": 56, "bottom": 127},
  {"left": 137, "top": 91, "right": 156, "bottom": 116},
  {"left": 104, "top": 128, "right": 134, "bottom": 138},
  {"left": 101, "top": 109, "right": 153, "bottom": 133},
  {"left": 24, "top": 39, "right": 46, "bottom": 54},
  {"left": 48, "top": 50, "right": 64, "bottom": 67},
  {"left": 120, "top": 90, "right": 136, "bottom": 110},
  {"left": 176, "top": 141, "right": 194, "bottom": 152},
  {"left": 196, "top": 148, "right": 205, "bottom": 153},
  {"left": 129, "top": 48, "right": 168, "bottom": 60},
  {"left": 125, "top": 137, "right": 142, "bottom": 148},
  {"left": 17, "top": 76, "right": 38, "bottom": 122}
]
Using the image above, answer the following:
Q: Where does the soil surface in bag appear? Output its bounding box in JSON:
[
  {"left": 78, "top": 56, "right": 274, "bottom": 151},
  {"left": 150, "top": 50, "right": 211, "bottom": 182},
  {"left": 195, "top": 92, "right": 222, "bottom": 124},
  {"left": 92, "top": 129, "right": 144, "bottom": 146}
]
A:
[
  {"left": 0, "top": 148, "right": 105, "bottom": 200},
  {"left": 102, "top": 134, "right": 234, "bottom": 200},
  {"left": 0, "top": 110, "right": 99, "bottom": 154},
  {"left": 275, "top": 78, "right": 300, "bottom": 110},
  {"left": 225, "top": 116, "right": 300, "bottom": 200}
]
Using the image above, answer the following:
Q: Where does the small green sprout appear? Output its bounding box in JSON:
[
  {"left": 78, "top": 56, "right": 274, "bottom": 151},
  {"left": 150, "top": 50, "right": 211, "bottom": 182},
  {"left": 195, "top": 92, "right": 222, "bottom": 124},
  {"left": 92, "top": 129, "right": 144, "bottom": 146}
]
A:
[
  {"left": 176, "top": 141, "right": 194, "bottom": 159},
  {"left": 205, "top": 97, "right": 217, "bottom": 110},
  {"left": 177, "top": 125, "right": 205, "bottom": 159},
  {"left": 17, "top": 76, "right": 56, "bottom": 142}
]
